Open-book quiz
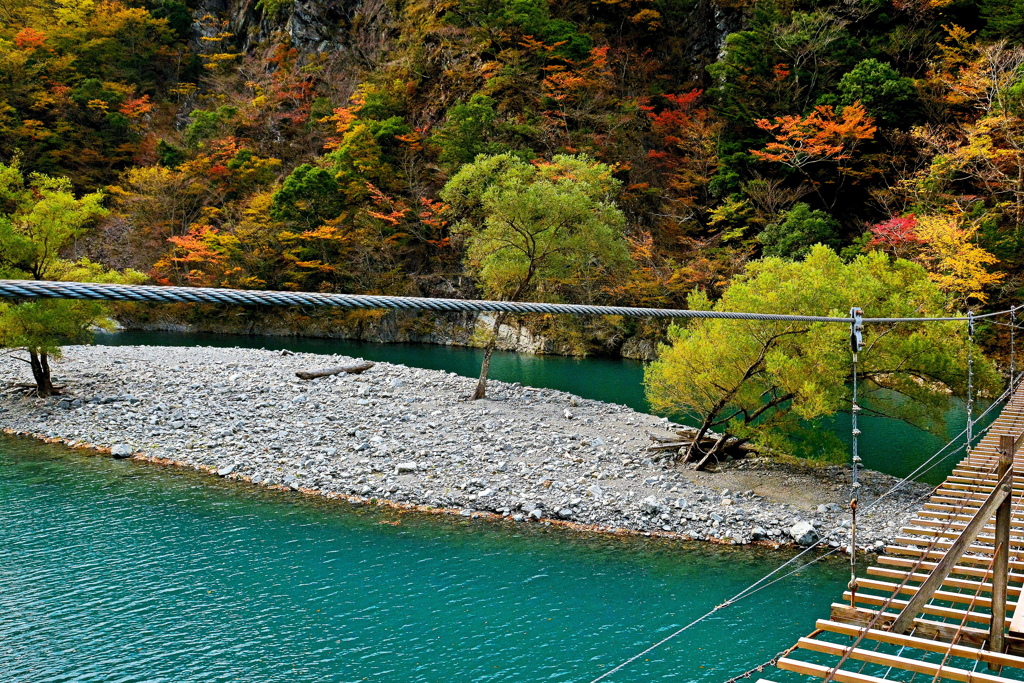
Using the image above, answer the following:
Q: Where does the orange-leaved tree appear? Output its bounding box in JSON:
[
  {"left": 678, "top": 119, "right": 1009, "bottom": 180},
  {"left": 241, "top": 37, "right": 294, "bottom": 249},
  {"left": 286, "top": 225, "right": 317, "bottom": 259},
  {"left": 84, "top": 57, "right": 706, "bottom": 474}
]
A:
[{"left": 752, "top": 102, "right": 877, "bottom": 208}]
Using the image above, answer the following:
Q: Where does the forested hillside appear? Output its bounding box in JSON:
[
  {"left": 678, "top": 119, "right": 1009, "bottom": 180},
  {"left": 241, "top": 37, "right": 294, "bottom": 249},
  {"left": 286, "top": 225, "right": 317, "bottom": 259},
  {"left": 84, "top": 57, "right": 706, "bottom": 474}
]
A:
[{"left": 1, "top": 0, "right": 1021, "bottom": 355}]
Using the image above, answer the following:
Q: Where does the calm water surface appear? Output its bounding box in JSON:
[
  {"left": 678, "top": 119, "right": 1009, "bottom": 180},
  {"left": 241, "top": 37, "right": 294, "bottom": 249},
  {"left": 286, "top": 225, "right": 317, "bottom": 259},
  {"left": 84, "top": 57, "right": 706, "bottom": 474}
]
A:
[
  {"left": 98, "top": 331, "right": 991, "bottom": 483},
  {"left": 1, "top": 436, "right": 847, "bottom": 682}
]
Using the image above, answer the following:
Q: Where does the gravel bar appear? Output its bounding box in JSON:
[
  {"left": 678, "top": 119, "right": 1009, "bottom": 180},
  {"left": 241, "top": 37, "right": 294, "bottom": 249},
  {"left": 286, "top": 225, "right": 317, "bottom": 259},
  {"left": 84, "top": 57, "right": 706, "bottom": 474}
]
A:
[{"left": 0, "top": 345, "right": 934, "bottom": 551}]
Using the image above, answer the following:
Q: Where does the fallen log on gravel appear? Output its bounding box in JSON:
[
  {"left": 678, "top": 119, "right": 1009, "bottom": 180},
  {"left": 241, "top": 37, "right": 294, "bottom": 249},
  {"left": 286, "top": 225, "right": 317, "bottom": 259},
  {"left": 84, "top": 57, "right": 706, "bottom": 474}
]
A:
[{"left": 296, "top": 361, "right": 375, "bottom": 380}]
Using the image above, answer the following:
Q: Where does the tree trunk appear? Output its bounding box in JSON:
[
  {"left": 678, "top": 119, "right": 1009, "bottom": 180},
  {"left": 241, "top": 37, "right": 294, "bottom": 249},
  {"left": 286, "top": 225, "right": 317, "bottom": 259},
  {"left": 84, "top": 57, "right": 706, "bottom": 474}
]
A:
[
  {"left": 693, "top": 432, "right": 734, "bottom": 471},
  {"left": 28, "top": 348, "right": 54, "bottom": 397},
  {"left": 472, "top": 313, "right": 507, "bottom": 400},
  {"left": 295, "top": 361, "right": 375, "bottom": 380}
]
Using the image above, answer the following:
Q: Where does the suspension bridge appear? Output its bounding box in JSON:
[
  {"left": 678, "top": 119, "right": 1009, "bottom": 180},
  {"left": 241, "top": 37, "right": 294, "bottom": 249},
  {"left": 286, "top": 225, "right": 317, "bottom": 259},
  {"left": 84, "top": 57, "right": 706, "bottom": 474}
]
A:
[
  {"left": 5, "top": 279, "right": 1024, "bottom": 683},
  {"left": 761, "top": 377, "right": 1024, "bottom": 683}
]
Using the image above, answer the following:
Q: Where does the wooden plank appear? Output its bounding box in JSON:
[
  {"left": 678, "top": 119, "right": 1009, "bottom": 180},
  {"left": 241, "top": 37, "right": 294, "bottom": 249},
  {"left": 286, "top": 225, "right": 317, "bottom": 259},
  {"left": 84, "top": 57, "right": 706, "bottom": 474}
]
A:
[
  {"left": 876, "top": 554, "right": 1024, "bottom": 581},
  {"left": 796, "top": 637, "right": 1010, "bottom": 683},
  {"left": 843, "top": 590, "right": 1006, "bottom": 627},
  {"left": 897, "top": 525, "right": 1024, "bottom": 549},
  {"left": 777, "top": 657, "right": 889, "bottom": 683},
  {"left": 882, "top": 544, "right": 1024, "bottom": 571},
  {"left": 829, "top": 602, "right": 990, "bottom": 650},
  {"left": 815, "top": 619, "right": 1024, "bottom": 669},
  {"left": 865, "top": 566, "right": 1024, "bottom": 597},
  {"left": 852, "top": 577, "right": 1003, "bottom": 609}
]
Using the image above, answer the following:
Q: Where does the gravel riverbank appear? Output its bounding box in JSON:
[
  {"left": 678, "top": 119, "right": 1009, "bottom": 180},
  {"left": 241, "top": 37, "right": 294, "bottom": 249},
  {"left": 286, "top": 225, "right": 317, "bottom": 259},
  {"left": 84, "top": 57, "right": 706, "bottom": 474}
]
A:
[{"left": 0, "top": 345, "right": 933, "bottom": 550}]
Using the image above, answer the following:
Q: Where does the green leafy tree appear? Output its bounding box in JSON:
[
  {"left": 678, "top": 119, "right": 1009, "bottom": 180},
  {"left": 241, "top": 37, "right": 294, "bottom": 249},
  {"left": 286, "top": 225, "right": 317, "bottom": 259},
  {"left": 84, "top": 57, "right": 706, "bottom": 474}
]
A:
[
  {"left": 834, "top": 58, "right": 917, "bottom": 127},
  {"left": 441, "top": 153, "right": 633, "bottom": 399},
  {"left": 982, "top": 0, "right": 1024, "bottom": 45},
  {"left": 270, "top": 164, "right": 345, "bottom": 229},
  {"left": 0, "top": 162, "right": 142, "bottom": 396},
  {"left": 645, "top": 246, "right": 999, "bottom": 468},
  {"left": 759, "top": 203, "right": 842, "bottom": 258},
  {"left": 432, "top": 95, "right": 502, "bottom": 170}
]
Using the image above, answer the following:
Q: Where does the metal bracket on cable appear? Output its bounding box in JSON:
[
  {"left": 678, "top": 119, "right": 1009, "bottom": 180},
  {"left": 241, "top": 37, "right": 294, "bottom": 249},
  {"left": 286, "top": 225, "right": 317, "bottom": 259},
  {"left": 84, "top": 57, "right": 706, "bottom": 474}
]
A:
[{"left": 849, "top": 307, "right": 863, "bottom": 605}]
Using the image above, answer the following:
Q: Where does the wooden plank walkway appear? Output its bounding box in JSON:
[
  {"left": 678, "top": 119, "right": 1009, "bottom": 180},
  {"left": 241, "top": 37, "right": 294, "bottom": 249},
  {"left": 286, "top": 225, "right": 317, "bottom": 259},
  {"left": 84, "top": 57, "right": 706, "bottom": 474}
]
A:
[{"left": 760, "top": 384, "right": 1024, "bottom": 683}]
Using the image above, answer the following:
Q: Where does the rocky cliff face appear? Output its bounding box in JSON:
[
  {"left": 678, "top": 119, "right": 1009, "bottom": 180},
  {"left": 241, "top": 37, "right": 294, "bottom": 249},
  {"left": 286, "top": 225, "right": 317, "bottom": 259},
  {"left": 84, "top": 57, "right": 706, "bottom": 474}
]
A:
[
  {"left": 116, "top": 308, "right": 662, "bottom": 359},
  {"left": 193, "top": 0, "right": 394, "bottom": 58},
  {"left": 193, "top": 0, "right": 742, "bottom": 78}
]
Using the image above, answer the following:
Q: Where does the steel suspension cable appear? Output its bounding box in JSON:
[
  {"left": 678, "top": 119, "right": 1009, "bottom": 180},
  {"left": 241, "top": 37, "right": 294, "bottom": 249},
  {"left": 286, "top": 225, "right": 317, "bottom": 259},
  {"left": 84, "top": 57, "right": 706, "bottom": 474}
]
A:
[
  {"left": 968, "top": 311, "right": 976, "bottom": 452},
  {"left": 0, "top": 279, "right": 1017, "bottom": 324},
  {"left": 1013, "top": 306, "right": 1017, "bottom": 391}
]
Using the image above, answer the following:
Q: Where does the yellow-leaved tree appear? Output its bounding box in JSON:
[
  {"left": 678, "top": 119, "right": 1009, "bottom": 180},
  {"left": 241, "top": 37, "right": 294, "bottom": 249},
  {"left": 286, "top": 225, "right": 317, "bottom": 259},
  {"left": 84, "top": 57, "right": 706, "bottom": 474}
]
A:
[{"left": 913, "top": 215, "right": 1002, "bottom": 304}]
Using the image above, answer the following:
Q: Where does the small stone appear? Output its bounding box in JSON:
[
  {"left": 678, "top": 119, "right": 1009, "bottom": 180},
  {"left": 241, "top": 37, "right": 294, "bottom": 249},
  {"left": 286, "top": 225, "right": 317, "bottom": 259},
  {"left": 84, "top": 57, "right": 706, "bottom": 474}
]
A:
[
  {"left": 721, "top": 498, "right": 733, "bottom": 506},
  {"left": 529, "top": 509, "right": 543, "bottom": 520},
  {"left": 641, "top": 496, "right": 666, "bottom": 515},
  {"left": 395, "top": 462, "right": 418, "bottom": 474},
  {"left": 563, "top": 409, "right": 574, "bottom": 420},
  {"left": 217, "top": 464, "right": 235, "bottom": 477},
  {"left": 110, "top": 444, "right": 132, "bottom": 459},
  {"left": 557, "top": 508, "right": 572, "bottom": 519},
  {"left": 751, "top": 526, "right": 768, "bottom": 541},
  {"left": 790, "top": 521, "right": 819, "bottom": 546}
]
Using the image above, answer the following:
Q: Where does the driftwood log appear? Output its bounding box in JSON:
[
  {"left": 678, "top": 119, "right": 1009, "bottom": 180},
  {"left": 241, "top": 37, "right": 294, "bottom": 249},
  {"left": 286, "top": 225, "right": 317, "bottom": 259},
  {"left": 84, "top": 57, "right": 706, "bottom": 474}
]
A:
[
  {"left": 647, "top": 429, "right": 760, "bottom": 469},
  {"left": 295, "top": 361, "right": 375, "bottom": 380}
]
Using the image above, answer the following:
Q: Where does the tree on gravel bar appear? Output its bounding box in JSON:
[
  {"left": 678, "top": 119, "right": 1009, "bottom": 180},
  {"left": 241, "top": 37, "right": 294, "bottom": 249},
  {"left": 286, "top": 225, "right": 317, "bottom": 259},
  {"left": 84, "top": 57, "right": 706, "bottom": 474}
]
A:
[
  {"left": 645, "top": 245, "right": 1000, "bottom": 469},
  {"left": 0, "top": 160, "right": 142, "bottom": 396},
  {"left": 441, "top": 153, "right": 632, "bottom": 400}
]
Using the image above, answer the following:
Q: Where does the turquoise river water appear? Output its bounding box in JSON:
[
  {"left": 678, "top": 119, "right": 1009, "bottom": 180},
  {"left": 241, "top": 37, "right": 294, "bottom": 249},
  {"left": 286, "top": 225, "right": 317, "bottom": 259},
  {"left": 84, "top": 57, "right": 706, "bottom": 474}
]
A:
[
  {"left": 0, "top": 435, "right": 847, "bottom": 683},
  {"left": 98, "top": 330, "right": 990, "bottom": 484},
  {"left": 0, "top": 330, "right": 993, "bottom": 681}
]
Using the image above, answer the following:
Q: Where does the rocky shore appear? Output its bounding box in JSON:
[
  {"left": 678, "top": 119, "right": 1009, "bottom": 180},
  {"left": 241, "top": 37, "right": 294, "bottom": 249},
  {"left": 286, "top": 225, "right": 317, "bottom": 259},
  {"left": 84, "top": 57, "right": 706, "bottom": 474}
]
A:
[{"left": 0, "top": 344, "right": 933, "bottom": 550}]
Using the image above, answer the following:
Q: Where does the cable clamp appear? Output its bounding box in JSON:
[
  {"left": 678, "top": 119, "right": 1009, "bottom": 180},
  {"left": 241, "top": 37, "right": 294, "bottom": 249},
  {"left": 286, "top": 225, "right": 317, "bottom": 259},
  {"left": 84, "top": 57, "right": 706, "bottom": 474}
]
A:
[
  {"left": 852, "top": 482, "right": 861, "bottom": 489},
  {"left": 852, "top": 429, "right": 861, "bottom": 436},
  {"left": 852, "top": 403, "right": 861, "bottom": 413},
  {"left": 850, "top": 307, "right": 864, "bottom": 353},
  {"left": 852, "top": 456, "right": 862, "bottom": 463}
]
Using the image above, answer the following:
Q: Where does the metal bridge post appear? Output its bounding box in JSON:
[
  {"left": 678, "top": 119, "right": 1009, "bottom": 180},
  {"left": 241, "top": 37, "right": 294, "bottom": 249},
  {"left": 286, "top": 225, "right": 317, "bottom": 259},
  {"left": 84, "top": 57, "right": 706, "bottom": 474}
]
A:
[{"left": 991, "top": 434, "right": 1015, "bottom": 663}]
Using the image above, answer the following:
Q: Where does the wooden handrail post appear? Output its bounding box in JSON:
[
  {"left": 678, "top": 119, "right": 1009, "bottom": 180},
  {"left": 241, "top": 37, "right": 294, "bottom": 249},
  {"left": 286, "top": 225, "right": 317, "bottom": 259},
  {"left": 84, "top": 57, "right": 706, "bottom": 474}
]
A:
[
  {"left": 890, "top": 465, "right": 1014, "bottom": 634},
  {"left": 990, "top": 433, "right": 1015, "bottom": 664}
]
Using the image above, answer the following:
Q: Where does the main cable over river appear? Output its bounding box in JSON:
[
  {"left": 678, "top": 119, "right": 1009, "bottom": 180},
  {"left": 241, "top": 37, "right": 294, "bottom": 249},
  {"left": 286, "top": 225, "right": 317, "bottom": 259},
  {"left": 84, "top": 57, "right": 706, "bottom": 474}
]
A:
[{"left": 0, "top": 279, "right": 1012, "bottom": 323}]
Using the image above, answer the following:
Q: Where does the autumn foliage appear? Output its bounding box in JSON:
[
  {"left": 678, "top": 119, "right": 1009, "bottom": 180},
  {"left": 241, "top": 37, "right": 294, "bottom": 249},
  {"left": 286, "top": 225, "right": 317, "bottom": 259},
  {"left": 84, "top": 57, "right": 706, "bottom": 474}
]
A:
[{"left": 0, "top": 0, "right": 1019, "bottom": 352}]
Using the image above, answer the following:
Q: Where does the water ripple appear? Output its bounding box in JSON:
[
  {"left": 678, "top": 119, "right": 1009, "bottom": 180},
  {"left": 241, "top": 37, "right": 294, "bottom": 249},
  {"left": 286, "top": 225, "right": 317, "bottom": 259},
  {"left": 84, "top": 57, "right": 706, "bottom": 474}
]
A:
[{"left": 1, "top": 437, "right": 845, "bottom": 682}]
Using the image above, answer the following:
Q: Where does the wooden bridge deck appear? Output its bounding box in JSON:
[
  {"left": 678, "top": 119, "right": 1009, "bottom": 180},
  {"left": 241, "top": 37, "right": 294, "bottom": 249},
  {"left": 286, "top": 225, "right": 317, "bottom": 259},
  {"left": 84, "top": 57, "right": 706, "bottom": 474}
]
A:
[{"left": 761, "top": 384, "right": 1024, "bottom": 683}]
